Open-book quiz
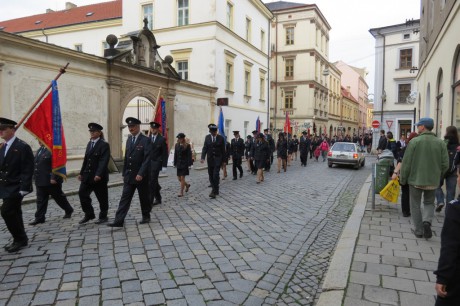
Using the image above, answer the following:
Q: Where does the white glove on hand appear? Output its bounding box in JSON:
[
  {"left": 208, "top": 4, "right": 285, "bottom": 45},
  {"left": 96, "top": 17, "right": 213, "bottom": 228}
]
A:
[{"left": 19, "top": 191, "right": 29, "bottom": 197}]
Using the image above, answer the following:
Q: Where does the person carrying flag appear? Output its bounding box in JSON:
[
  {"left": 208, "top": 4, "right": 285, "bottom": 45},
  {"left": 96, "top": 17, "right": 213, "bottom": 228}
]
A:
[{"left": 149, "top": 121, "right": 168, "bottom": 206}]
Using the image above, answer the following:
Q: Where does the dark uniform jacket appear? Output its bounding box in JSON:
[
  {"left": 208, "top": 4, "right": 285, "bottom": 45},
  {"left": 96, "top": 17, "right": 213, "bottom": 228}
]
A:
[
  {"left": 377, "top": 136, "right": 387, "bottom": 151},
  {"left": 266, "top": 134, "right": 275, "bottom": 153},
  {"left": 174, "top": 143, "right": 193, "bottom": 169},
  {"left": 299, "top": 137, "right": 311, "bottom": 155},
  {"left": 34, "top": 147, "right": 63, "bottom": 187},
  {"left": 79, "top": 139, "right": 110, "bottom": 184},
  {"left": 0, "top": 138, "right": 34, "bottom": 199},
  {"left": 254, "top": 141, "right": 270, "bottom": 161},
  {"left": 201, "top": 134, "right": 226, "bottom": 165},
  {"left": 150, "top": 134, "right": 168, "bottom": 171},
  {"left": 123, "top": 134, "right": 151, "bottom": 184},
  {"left": 276, "top": 139, "right": 288, "bottom": 159},
  {"left": 230, "top": 138, "right": 245, "bottom": 159}
]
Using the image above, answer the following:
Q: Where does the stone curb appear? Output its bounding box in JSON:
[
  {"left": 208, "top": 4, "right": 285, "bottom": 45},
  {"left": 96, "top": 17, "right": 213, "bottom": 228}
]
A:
[{"left": 316, "top": 173, "right": 372, "bottom": 306}]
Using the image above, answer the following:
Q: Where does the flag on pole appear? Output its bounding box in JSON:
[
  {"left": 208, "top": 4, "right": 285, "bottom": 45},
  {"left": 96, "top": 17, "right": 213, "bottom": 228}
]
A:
[
  {"left": 24, "top": 80, "right": 67, "bottom": 179},
  {"left": 218, "top": 107, "right": 226, "bottom": 143},
  {"left": 284, "top": 112, "right": 291, "bottom": 133},
  {"left": 256, "top": 116, "right": 261, "bottom": 133},
  {"left": 154, "top": 96, "right": 168, "bottom": 149}
]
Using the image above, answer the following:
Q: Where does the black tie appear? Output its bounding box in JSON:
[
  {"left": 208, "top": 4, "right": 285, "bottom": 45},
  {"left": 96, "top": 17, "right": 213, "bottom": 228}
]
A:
[
  {"left": 132, "top": 136, "right": 136, "bottom": 145},
  {"left": 91, "top": 141, "right": 95, "bottom": 149}
]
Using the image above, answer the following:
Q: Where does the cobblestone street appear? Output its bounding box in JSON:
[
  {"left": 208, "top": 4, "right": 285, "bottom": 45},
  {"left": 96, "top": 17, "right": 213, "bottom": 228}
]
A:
[{"left": 0, "top": 158, "right": 371, "bottom": 306}]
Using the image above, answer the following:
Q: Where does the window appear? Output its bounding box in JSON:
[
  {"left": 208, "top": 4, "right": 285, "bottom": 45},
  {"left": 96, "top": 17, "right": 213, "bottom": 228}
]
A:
[
  {"left": 225, "top": 119, "right": 231, "bottom": 140},
  {"left": 286, "top": 27, "right": 294, "bottom": 45},
  {"left": 142, "top": 4, "right": 153, "bottom": 30},
  {"left": 245, "top": 18, "right": 251, "bottom": 42},
  {"left": 403, "top": 33, "right": 410, "bottom": 40},
  {"left": 285, "top": 91, "right": 293, "bottom": 109},
  {"left": 226, "top": 2, "right": 233, "bottom": 29},
  {"left": 178, "top": 0, "right": 189, "bottom": 26},
  {"left": 260, "top": 77, "right": 265, "bottom": 100},
  {"left": 226, "top": 63, "right": 233, "bottom": 91},
  {"left": 244, "top": 121, "right": 249, "bottom": 138},
  {"left": 75, "top": 44, "right": 82, "bottom": 52},
  {"left": 285, "top": 59, "right": 294, "bottom": 78},
  {"left": 177, "top": 61, "right": 188, "bottom": 80},
  {"left": 398, "top": 84, "right": 411, "bottom": 103},
  {"left": 399, "top": 49, "right": 412, "bottom": 69},
  {"left": 260, "top": 30, "right": 265, "bottom": 51},
  {"left": 244, "top": 70, "right": 251, "bottom": 96}
]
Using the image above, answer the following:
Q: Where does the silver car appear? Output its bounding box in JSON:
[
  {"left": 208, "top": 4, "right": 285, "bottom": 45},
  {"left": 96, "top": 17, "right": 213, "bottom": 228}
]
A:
[{"left": 327, "top": 142, "right": 365, "bottom": 170}]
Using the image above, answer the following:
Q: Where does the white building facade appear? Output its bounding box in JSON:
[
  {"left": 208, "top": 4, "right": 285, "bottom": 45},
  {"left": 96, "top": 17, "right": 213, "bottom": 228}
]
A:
[{"left": 370, "top": 21, "right": 420, "bottom": 142}]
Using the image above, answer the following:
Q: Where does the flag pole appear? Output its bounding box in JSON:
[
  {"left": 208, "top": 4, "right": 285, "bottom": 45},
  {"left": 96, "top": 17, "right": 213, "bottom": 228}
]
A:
[
  {"left": 149, "top": 87, "right": 162, "bottom": 137},
  {"left": 15, "top": 63, "right": 70, "bottom": 129}
]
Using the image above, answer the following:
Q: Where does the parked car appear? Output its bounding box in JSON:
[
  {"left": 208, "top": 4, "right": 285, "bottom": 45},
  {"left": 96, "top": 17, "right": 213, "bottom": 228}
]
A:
[{"left": 327, "top": 142, "right": 365, "bottom": 170}]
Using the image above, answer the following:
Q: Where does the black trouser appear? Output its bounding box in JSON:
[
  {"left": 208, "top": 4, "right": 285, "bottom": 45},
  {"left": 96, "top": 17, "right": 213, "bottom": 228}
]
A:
[
  {"left": 310, "top": 148, "right": 315, "bottom": 158},
  {"left": 270, "top": 154, "right": 274, "bottom": 165},
  {"left": 249, "top": 159, "right": 256, "bottom": 174},
  {"left": 35, "top": 184, "right": 73, "bottom": 221},
  {"left": 208, "top": 161, "right": 221, "bottom": 194},
  {"left": 401, "top": 183, "right": 410, "bottom": 215},
  {"left": 1, "top": 196, "right": 28, "bottom": 243},
  {"left": 114, "top": 180, "right": 151, "bottom": 223},
  {"left": 232, "top": 157, "right": 243, "bottom": 178},
  {"left": 79, "top": 181, "right": 109, "bottom": 219},
  {"left": 149, "top": 168, "right": 161, "bottom": 204},
  {"left": 300, "top": 153, "right": 308, "bottom": 166}
]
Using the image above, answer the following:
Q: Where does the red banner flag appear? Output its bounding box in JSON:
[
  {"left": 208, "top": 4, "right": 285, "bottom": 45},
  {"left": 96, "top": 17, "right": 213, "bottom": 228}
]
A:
[
  {"left": 284, "top": 112, "right": 291, "bottom": 133},
  {"left": 154, "top": 97, "right": 168, "bottom": 149},
  {"left": 24, "top": 81, "right": 67, "bottom": 178}
]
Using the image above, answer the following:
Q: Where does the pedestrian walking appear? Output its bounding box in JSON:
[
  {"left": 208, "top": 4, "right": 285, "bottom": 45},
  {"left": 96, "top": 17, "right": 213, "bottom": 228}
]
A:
[
  {"left": 149, "top": 121, "right": 168, "bottom": 206},
  {"left": 245, "top": 135, "right": 252, "bottom": 172},
  {"left": 78, "top": 123, "right": 110, "bottom": 224},
  {"left": 254, "top": 133, "right": 270, "bottom": 183},
  {"left": 377, "top": 129, "right": 387, "bottom": 153},
  {"left": 230, "top": 131, "right": 245, "bottom": 180},
  {"left": 249, "top": 130, "right": 258, "bottom": 174},
  {"left": 173, "top": 133, "right": 192, "bottom": 197},
  {"left": 292, "top": 135, "right": 299, "bottom": 161},
  {"left": 320, "top": 138, "right": 329, "bottom": 162},
  {"left": 108, "top": 117, "right": 151, "bottom": 227},
  {"left": 299, "top": 131, "right": 311, "bottom": 167},
  {"left": 435, "top": 126, "right": 460, "bottom": 213},
  {"left": 29, "top": 141, "right": 73, "bottom": 225},
  {"left": 400, "top": 118, "right": 449, "bottom": 239},
  {"left": 201, "top": 124, "right": 225, "bottom": 199},
  {"left": 276, "top": 132, "right": 288, "bottom": 173},
  {"left": 0, "top": 117, "right": 34, "bottom": 253},
  {"left": 263, "top": 128, "right": 275, "bottom": 171}
]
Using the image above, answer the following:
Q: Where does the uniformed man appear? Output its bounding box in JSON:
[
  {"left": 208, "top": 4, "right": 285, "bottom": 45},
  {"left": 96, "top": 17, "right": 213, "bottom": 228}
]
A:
[
  {"left": 263, "top": 128, "right": 275, "bottom": 170},
  {"left": 230, "top": 131, "right": 245, "bottom": 180},
  {"left": 29, "top": 141, "right": 74, "bottom": 225},
  {"left": 78, "top": 123, "right": 111, "bottom": 224},
  {"left": 201, "top": 124, "right": 225, "bottom": 198},
  {"left": 149, "top": 121, "right": 168, "bottom": 206},
  {"left": 299, "top": 131, "right": 311, "bottom": 167},
  {"left": 0, "top": 117, "right": 34, "bottom": 253},
  {"left": 249, "top": 130, "right": 258, "bottom": 174},
  {"left": 108, "top": 117, "right": 151, "bottom": 227}
]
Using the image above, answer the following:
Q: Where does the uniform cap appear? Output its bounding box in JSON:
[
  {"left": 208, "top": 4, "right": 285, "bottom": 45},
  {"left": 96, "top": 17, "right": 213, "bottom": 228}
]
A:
[
  {"left": 252, "top": 130, "right": 258, "bottom": 134},
  {"left": 246, "top": 135, "right": 252, "bottom": 139},
  {"left": 125, "top": 117, "right": 141, "bottom": 125},
  {"left": 176, "top": 132, "right": 186, "bottom": 138},
  {"left": 258, "top": 133, "right": 265, "bottom": 138},
  {"left": 150, "top": 121, "right": 161, "bottom": 128},
  {"left": 88, "top": 122, "right": 103, "bottom": 131},
  {"left": 233, "top": 131, "right": 239, "bottom": 134},
  {"left": 0, "top": 117, "right": 17, "bottom": 128},
  {"left": 302, "top": 131, "right": 307, "bottom": 134},
  {"left": 208, "top": 124, "right": 218, "bottom": 130},
  {"left": 263, "top": 128, "right": 269, "bottom": 132}
]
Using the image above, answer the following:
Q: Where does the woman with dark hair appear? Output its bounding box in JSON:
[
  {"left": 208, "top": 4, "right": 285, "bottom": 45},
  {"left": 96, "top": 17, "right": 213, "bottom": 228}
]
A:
[
  {"left": 435, "top": 126, "right": 460, "bottom": 212},
  {"left": 173, "top": 133, "right": 193, "bottom": 197},
  {"left": 392, "top": 132, "right": 418, "bottom": 217},
  {"left": 254, "top": 133, "right": 270, "bottom": 183},
  {"left": 276, "top": 132, "right": 288, "bottom": 173}
]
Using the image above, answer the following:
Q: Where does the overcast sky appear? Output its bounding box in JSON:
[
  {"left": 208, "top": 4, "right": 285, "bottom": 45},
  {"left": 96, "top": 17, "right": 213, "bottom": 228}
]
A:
[{"left": 0, "top": 0, "right": 421, "bottom": 94}]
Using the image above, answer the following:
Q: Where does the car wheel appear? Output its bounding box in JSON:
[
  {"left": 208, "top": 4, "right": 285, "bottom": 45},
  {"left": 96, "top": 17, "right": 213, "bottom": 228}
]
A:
[
  {"left": 328, "top": 162, "right": 333, "bottom": 168},
  {"left": 361, "top": 159, "right": 365, "bottom": 167},
  {"left": 354, "top": 163, "right": 360, "bottom": 170}
]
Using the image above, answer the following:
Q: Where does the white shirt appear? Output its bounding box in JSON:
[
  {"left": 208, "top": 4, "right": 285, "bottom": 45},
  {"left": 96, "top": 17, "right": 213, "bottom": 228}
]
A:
[{"left": 4, "top": 136, "right": 16, "bottom": 156}]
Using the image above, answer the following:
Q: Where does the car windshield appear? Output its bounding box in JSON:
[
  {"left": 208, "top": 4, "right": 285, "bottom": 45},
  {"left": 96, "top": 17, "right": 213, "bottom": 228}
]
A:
[{"left": 332, "top": 143, "right": 356, "bottom": 152}]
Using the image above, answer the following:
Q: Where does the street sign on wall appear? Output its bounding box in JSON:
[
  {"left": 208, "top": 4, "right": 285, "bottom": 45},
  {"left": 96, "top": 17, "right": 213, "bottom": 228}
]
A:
[{"left": 372, "top": 120, "right": 380, "bottom": 128}]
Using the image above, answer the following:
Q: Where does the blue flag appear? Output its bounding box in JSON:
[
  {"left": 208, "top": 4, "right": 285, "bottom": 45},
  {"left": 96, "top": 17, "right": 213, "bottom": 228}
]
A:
[{"left": 218, "top": 107, "right": 226, "bottom": 143}]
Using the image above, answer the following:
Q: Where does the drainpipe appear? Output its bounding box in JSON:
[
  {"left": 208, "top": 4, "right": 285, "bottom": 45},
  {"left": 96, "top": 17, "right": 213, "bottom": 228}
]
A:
[
  {"left": 41, "top": 28, "right": 48, "bottom": 43},
  {"left": 267, "top": 17, "right": 270, "bottom": 129},
  {"left": 273, "top": 15, "right": 278, "bottom": 135},
  {"left": 380, "top": 31, "right": 385, "bottom": 125}
]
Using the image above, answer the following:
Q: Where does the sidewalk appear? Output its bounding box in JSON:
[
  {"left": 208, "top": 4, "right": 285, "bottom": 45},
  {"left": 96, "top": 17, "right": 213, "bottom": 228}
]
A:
[{"left": 318, "top": 175, "right": 443, "bottom": 306}]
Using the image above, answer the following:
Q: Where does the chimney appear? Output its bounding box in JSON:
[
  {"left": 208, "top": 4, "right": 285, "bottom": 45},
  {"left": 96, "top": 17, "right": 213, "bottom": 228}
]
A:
[
  {"left": 65, "top": 2, "right": 77, "bottom": 10},
  {"left": 46, "top": 9, "right": 54, "bottom": 13}
]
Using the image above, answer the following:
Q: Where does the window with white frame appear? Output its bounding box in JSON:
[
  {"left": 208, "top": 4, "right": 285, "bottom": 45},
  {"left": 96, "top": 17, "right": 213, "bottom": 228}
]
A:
[
  {"left": 285, "top": 91, "right": 293, "bottom": 109},
  {"left": 244, "top": 70, "right": 251, "bottom": 96},
  {"left": 177, "top": 60, "right": 188, "bottom": 80},
  {"left": 286, "top": 27, "right": 294, "bottom": 45},
  {"left": 285, "top": 59, "right": 294, "bottom": 78},
  {"left": 178, "top": 0, "right": 189, "bottom": 26},
  {"left": 398, "top": 83, "right": 411, "bottom": 103},
  {"left": 260, "top": 30, "right": 265, "bottom": 51},
  {"left": 246, "top": 17, "right": 251, "bottom": 42},
  {"left": 142, "top": 3, "right": 153, "bottom": 30},
  {"left": 226, "top": 2, "right": 233, "bottom": 29},
  {"left": 226, "top": 62, "right": 233, "bottom": 91},
  {"left": 244, "top": 121, "right": 249, "bottom": 138},
  {"left": 260, "top": 77, "right": 265, "bottom": 101}
]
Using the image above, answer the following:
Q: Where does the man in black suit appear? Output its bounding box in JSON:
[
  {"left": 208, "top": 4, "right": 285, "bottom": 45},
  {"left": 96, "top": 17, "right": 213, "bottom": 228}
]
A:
[
  {"left": 29, "top": 142, "right": 74, "bottom": 225},
  {"left": 299, "top": 131, "right": 311, "bottom": 167},
  {"left": 201, "top": 124, "right": 225, "bottom": 198},
  {"left": 0, "top": 117, "right": 34, "bottom": 253},
  {"left": 78, "top": 123, "right": 111, "bottom": 224},
  {"left": 249, "top": 130, "right": 258, "bottom": 174},
  {"left": 109, "top": 117, "right": 151, "bottom": 227},
  {"left": 149, "top": 122, "right": 168, "bottom": 206},
  {"left": 230, "top": 131, "right": 245, "bottom": 180}
]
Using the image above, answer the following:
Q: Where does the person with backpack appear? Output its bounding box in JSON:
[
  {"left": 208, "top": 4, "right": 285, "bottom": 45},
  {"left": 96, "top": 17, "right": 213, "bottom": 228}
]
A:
[
  {"left": 435, "top": 126, "right": 460, "bottom": 213},
  {"left": 320, "top": 139, "right": 329, "bottom": 162}
]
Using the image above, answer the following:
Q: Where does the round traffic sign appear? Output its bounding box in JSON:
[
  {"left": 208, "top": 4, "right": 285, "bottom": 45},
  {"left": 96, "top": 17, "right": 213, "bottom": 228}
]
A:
[{"left": 372, "top": 120, "right": 380, "bottom": 128}]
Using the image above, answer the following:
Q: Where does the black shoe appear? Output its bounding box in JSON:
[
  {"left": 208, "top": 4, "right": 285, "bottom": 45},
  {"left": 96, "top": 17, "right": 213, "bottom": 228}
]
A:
[
  {"left": 3, "top": 243, "right": 13, "bottom": 251},
  {"left": 28, "top": 219, "right": 45, "bottom": 226},
  {"left": 402, "top": 213, "right": 411, "bottom": 217},
  {"left": 423, "top": 222, "right": 432, "bottom": 239},
  {"left": 232, "top": 177, "right": 237, "bottom": 180},
  {"left": 240, "top": 172, "right": 243, "bottom": 178},
  {"left": 139, "top": 218, "right": 150, "bottom": 224},
  {"left": 107, "top": 222, "right": 123, "bottom": 228},
  {"left": 209, "top": 192, "right": 216, "bottom": 199},
  {"left": 79, "top": 215, "right": 95, "bottom": 224},
  {"left": 435, "top": 203, "right": 444, "bottom": 213},
  {"left": 208, "top": 185, "right": 212, "bottom": 188},
  {"left": 152, "top": 200, "right": 162, "bottom": 206},
  {"left": 7, "top": 240, "right": 28, "bottom": 253},
  {"left": 95, "top": 217, "right": 108, "bottom": 224},
  {"left": 63, "top": 210, "right": 73, "bottom": 219}
]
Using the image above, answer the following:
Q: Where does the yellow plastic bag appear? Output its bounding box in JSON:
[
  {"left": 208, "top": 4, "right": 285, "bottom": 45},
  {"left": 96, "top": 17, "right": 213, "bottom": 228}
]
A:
[{"left": 379, "top": 179, "right": 400, "bottom": 203}]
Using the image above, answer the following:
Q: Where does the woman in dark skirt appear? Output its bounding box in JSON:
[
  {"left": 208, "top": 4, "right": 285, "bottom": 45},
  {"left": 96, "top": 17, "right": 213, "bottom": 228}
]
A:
[
  {"left": 276, "top": 132, "right": 288, "bottom": 173},
  {"left": 173, "top": 133, "right": 193, "bottom": 197},
  {"left": 254, "top": 133, "right": 270, "bottom": 183}
]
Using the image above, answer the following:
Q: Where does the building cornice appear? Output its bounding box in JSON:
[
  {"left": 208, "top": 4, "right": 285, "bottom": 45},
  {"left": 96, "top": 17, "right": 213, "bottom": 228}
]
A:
[{"left": 250, "top": 0, "right": 274, "bottom": 19}]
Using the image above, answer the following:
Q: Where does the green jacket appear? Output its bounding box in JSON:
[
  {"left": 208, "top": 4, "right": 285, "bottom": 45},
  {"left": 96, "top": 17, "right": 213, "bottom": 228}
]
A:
[{"left": 400, "top": 131, "right": 449, "bottom": 186}]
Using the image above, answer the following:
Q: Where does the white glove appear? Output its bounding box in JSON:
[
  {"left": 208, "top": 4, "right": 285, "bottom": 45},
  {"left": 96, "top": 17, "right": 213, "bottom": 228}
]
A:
[
  {"left": 19, "top": 191, "right": 29, "bottom": 197},
  {"left": 161, "top": 167, "right": 167, "bottom": 172}
]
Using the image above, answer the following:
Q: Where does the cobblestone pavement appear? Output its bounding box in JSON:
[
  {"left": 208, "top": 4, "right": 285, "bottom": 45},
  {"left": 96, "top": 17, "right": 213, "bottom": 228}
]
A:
[
  {"left": 343, "top": 182, "right": 444, "bottom": 306},
  {"left": 0, "top": 157, "right": 371, "bottom": 306}
]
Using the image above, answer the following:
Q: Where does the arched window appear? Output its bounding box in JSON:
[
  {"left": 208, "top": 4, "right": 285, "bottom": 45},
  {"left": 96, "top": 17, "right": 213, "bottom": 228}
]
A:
[
  {"left": 436, "top": 69, "right": 443, "bottom": 136},
  {"left": 454, "top": 50, "right": 460, "bottom": 127}
]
